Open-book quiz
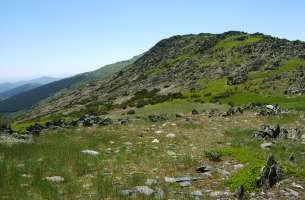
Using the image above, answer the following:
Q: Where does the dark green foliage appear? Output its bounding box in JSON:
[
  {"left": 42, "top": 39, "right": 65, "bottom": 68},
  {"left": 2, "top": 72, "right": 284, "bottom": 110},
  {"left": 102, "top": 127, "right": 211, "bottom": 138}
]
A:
[{"left": 205, "top": 150, "right": 222, "bottom": 161}]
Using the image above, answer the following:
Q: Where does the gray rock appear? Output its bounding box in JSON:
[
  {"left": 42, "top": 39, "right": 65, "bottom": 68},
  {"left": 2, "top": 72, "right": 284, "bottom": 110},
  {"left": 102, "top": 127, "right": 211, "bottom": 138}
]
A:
[
  {"left": 154, "top": 188, "right": 165, "bottom": 199},
  {"left": 134, "top": 186, "right": 154, "bottom": 196},
  {"left": 45, "top": 176, "right": 64, "bottom": 183},
  {"left": 234, "top": 185, "right": 245, "bottom": 200}
]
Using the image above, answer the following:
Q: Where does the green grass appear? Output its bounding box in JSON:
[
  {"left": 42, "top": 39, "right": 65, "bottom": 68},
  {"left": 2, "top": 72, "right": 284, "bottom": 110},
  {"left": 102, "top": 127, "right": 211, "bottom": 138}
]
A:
[
  {"left": 216, "top": 128, "right": 305, "bottom": 191},
  {"left": 215, "top": 35, "right": 263, "bottom": 49}
]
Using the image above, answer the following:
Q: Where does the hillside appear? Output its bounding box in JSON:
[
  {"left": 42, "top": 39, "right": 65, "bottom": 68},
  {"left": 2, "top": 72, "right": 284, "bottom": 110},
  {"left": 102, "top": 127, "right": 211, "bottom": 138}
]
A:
[
  {"left": 1, "top": 31, "right": 305, "bottom": 199},
  {"left": 0, "top": 56, "right": 140, "bottom": 113},
  {"left": 22, "top": 31, "right": 305, "bottom": 121}
]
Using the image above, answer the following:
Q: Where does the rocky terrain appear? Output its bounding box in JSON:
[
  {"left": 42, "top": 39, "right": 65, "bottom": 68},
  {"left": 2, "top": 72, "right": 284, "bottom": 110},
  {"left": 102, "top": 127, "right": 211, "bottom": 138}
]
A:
[{"left": 1, "top": 31, "right": 305, "bottom": 199}]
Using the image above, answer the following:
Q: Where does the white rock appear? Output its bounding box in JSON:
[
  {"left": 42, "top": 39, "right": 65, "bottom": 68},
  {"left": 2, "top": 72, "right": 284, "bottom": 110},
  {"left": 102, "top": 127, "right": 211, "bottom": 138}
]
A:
[
  {"left": 45, "top": 176, "right": 64, "bottom": 183},
  {"left": 155, "top": 130, "right": 163, "bottom": 134},
  {"left": 292, "top": 182, "right": 304, "bottom": 189},
  {"left": 261, "top": 142, "right": 273, "bottom": 149},
  {"left": 152, "top": 139, "right": 160, "bottom": 143},
  {"left": 191, "top": 190, "right": 203, "bottom": 196},
  {"left": 233, "top": 164, "right": 245, "bottom": 170},
  {"left": 81, "top": 150, "right": 100, "bottom": 156},
  {"left": 210, "top": 191, "right": 224, "bottom": 198},
  {"left": 179, "top": 181, "right": 191, "bottom": 187},
  {"left": 266, "top": 105, "right": 275, "bottom": 109},
  {"left": 164, "top": 177, "right": 176, "bottom": 183},
  {"left": 166, "top": 133, "right": 176, "bottom": 138},
  {"left": 134, "top": 186, "right": 154, "bottom": 196}
]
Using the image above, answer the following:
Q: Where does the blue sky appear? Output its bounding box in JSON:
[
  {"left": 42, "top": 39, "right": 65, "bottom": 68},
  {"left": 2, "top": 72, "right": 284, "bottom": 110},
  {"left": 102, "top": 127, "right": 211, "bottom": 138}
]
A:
[{"left": 0, "top": 0, "right": 304, "bottom": 82}]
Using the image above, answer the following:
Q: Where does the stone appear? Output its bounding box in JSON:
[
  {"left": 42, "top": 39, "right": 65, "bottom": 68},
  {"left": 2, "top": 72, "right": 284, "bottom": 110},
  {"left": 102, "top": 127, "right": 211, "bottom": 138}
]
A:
[
  {"left": 192, "top": 109, "right": 199, "bottom": 115},
  {"left": 152, "top": 139, "right": 160, "bottom": 143},
  {"left": 166, "top": 150, "right": 176, "bottom": 157},
  {"left": 196, "top": 165, "right": 211, "bottom": 173},
  {"left": 191, "top": 190, "right": 203, "bottom": 197},
  {"left": 179, "top": 181, "right": 191, "bottom": 187},
  {"left": 134, "top": 186, "right": 154, "bottom": 196},
  {"left": 234, "top": 185, "right": 245, "bottom": 200},
  {"left": 166, "top": 133, "right": 176, "bottom": 138},
  {"left": 81, "top": 150, "right": 100, "bottom": 156},
  {"left": 288, "top": 154, "right": 295, "bottom": 162},
  {"left": 45, "top": 176, "right": 64, "bottom": 183},
  {"left": 261, "top": 142, "right": 272, "bottom": 149},
  {"left": 292, "top": 182, "right": 304, "bottom": 190},
  {"left": 164, "top": 177, "right": 176, "bottom": 183},
  {"left": 209, "top": 191, "right": 224, "bottom": 198}
]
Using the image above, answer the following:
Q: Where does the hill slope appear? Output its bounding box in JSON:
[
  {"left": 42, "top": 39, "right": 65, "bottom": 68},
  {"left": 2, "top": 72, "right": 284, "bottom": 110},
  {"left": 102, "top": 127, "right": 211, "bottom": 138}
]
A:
[
  {"left": 0, "top": 56, "right": 140, "bottom": 113},
  {"left": 21, "top": 31, "right": 305, "bottom": 120}
]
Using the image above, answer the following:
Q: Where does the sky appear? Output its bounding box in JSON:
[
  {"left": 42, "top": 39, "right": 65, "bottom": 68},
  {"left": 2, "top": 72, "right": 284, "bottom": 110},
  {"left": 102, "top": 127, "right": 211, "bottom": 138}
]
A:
[{"left": 0, "top": 0, "right": 304, "bottom": 82}]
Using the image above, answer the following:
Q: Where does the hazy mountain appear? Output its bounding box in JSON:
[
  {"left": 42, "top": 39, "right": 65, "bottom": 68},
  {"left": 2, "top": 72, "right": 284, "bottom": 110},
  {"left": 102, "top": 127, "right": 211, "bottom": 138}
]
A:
[
  {"left": 0, "top": 83, "right": 42, "bottom": 100},
  {"left": 0, "top": 76, "right": 59, "bottom": 93}
]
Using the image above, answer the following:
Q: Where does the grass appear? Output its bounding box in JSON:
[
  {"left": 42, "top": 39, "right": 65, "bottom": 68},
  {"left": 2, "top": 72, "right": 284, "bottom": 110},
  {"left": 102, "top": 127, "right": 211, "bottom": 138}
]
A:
[
  {"left": 215, "top": 128, "right": 305, "bottom": 191},
  {"left": 2, "top": 99, "right": 305, "bottom": 199},
  {"left": 215, "top": 35, "right": 263, "bottom": 49}
]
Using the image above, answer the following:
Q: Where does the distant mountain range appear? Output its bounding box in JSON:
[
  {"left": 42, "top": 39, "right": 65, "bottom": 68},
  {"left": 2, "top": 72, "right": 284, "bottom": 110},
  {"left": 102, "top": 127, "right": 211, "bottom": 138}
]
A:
[
  {"left": 0, "top": 55, "right": 141, "bottom": 113},
  {"left": 0, "top": 77, "right": 59, "bottom": 94},
  {"left": 0, "top": 83, "right": 42, "bottom": 100}
]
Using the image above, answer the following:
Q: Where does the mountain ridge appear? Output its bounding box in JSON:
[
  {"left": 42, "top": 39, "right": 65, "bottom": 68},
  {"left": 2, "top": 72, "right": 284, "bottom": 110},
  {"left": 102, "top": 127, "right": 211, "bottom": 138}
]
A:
[{"left": 18, "top": 31, "right": 305, "bottom": 121}]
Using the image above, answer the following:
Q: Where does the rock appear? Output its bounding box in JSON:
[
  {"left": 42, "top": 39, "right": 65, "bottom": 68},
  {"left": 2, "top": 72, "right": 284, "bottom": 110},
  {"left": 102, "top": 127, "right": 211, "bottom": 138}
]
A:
[
  {"left": 192, "top": 109, "right": 199, "bottom": 115},
  {"left": 233, "top": 164, "right": 245, "bottom": 170},
  {"left": 209, "top": 191, "right": 224, "bottom": 198},
  {"left": 267, "top": 154, "right": 276, "bottom": 166},
  {"left": 152, "top": 139, "right": 160, "bottom": 143},
  {"left": 45, "top": 176, "right": 64, "bottom": 183},
  {"left": 222, "top": 106, "right": 243, "bottom": 117},
  {"left": 134, "top": 186, "right": 154, "bottom": 196},
  {"left": 179, "top": 181, "right": 191, "bottom": 187},
  {"left": 166, "top": 133, "right": 176, "bottom": 138},
  {"left": 285, "top": 188, "right": 299, "bottom": 197},
  {"left": 196, "top": 165, "right": 211, "bottom": 173},
  {"left": 81, "top": 150, "right": 100, "bottom": 156},
  {"left": 288, "top": 154, "right": 295, "bottom": 162},
  {"left": 234, "top": 185, "right": 245, "bottom": 200},
  {"left": 164, "top": 177, "right": 176, "bottom": 183},
  {"left": 292, "top": 182, "right": 304, "bottom": 190},
  {"left": 290, "top": 128, "right": 302, "bottom": 140},
  {"left": 257, "top": 155, "right": 282, "bottom": 188},
  {"left": 261, "top": 142, "right": 272, "bottom": 149},
  {"left": 145, "top": 179, "right": 158, "bottom": 185},
  {"left": 191, "top": 190, "right": 203, "bottom": 197}
]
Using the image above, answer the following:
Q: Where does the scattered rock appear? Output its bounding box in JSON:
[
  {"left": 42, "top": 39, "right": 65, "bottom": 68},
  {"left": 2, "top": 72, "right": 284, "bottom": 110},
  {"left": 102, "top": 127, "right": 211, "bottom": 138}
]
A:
[
  {"left": 257, "top": 155, "right": 282, "bottom": 188},
  {"left": 134, "top": 186, "right": 154, "bottom": 196},
  {"left": 260, "top": 142, "right": 273, "bottom": 149},
  {"left": 166, "top": 133, "right": 176, "bottom": 138},
  {"left": 81, "top": 150, "right": 100, "bottom": 156},
  {"left": 152, "top": 139, "right": 160, "bottom": 143},
  {"left": 45, "top": 176, "right": 64, "bottom": 183},
  {"left": 154, "top": 188, "right": 164, "bottom": 199},
  {"left": 191, "top": 190, "right": 203, "bottom": 197},
  {"left": 196, "top": 165, "right": 211, "bottom": 173},
  {"left": 192, "top": 109, "right": 199, "bottom": 115}
]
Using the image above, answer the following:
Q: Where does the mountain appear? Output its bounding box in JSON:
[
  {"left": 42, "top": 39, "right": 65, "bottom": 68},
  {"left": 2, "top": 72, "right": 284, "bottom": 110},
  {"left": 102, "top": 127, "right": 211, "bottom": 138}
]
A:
[
  {"left": 0, "top": 76, "right": 59, "bottom": 93},
  {"left": 0, "top": 83, "right": 42, "bottom": 100},
  {"left": 19, "top": 31, "right": 305, "bottom": 120},
  {"left": 0, "top": 55, "right": 140, "bottom": 113}
]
